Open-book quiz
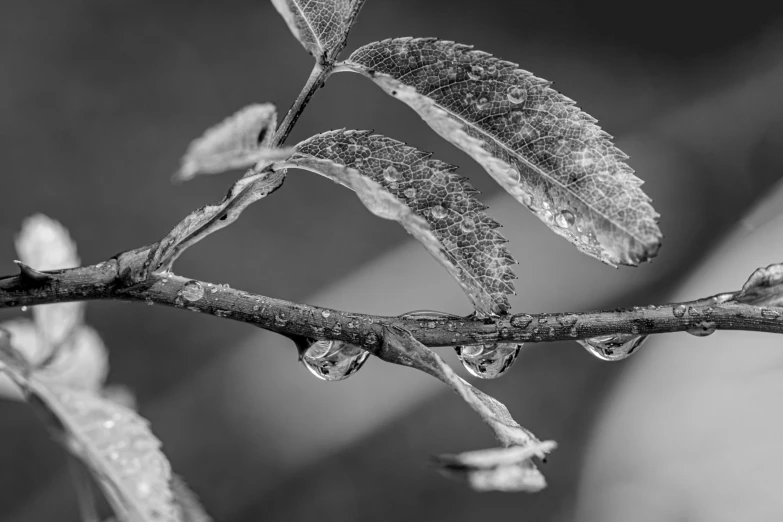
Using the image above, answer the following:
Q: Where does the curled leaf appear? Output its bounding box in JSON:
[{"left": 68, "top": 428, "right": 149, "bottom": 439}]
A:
[
  {"left": 340, "top": 38, "right": 662, "bottom": 266},
  {"left": 37, "top": 324, "right": 109, "bottom": 392},
  {"left": 16, "top": 214, "right": 84, "bottom": 346},
  {"left": 736, "top": 262, "right": 783, "bottom": 307},
  {"left": 282, "top": 129, "right": 515, "bottom": 315},
  {"left": 435, "top": 441, "right": 556, "bottom": 492},
  {"left": 271, "top": 0, "right": 365, "bottom": 61},
  {"left": 175, "top": 104, "right": 285, "bottom": 182},
  {"left": 144, "top": 169, "right": 286, "bottom": 277}
]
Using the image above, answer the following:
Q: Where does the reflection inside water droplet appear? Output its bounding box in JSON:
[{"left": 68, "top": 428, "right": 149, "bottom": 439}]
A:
[
  {"left": 578, "top": 333, "right": 647, "bottom": 361},
  {"left": 673, "top": 304, "right": 687, "bottom": 318},
  {"left": 181, "top": 280, "right": 204, "bottom": 302},
  {"left": 555, "top": 210, "right": 575, "bottom": 228},
  {"left": 461, "top": 217, "right": 477, "bottom": 232},
  {"left": 383, "top": 165, "right": 401, "bottom": 182},
  {"left": 454, "top": 342, "right": 522, "bottom": 379},
  {"left": 686, "top": 321, "right": 716, "bottom": 337},
  {"left": 431, "top": 205, "right": 447, "bottom": 219},
  {"left": 301, "top": 340, "right": 370, "bottom": 381},
  {"left": 507, "top": 86, "right": 527, "bottom": 105},
  {"left": 404, "top": 187, "right": 416, "bottom": 198}
]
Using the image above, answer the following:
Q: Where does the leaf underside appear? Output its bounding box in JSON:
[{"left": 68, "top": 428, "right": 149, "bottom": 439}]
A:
[
  {"left": 288, "top": 129, "right": 516, "bottom": 315},
  {"left": 271, "top": 0, "right": 363, "bottom": 60},
  {"left": 737, "top": 262, "right": 783, "bottom": 307},
  {"left": 342, "top": 38, "right": 662, "bottom": 266}
]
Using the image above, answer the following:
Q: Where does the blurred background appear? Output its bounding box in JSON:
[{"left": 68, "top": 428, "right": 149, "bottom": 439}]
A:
[{"left": 1, "top": 0, "right": 783, "bottom": 520}]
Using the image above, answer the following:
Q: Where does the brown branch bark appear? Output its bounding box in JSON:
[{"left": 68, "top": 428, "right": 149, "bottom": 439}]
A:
[{"left": 1, "top": 246, "right": 781, "bottom": 352}]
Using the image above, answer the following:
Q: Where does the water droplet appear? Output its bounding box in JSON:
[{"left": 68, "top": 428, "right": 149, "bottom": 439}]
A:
[
  {"left": 461, "top": 217, "right": 477, "bottom": 233},
  {"left": 301, "top": 340, "right": 370, "bottom": 381},
  {"left": 383, "top": 165, "right": 401, "bottom": 182},
  {"left": 578, "top": 334, "right": 648, "bottom": 361},
  {"left": 555, "top": 210, "right": 575, "bottom": 229},
  {"left": 688, "top": 306, "right": 700, "bottom": 317},
  {"left": 542, "top": 210, "right": 554, "bottom": 224},
  {"left": 332, "top": 322, "right": 342, "bottom": 335},
  {"left": 275, "top": 313, "right": 287, "bottom": 326},
  {"left": 475, "top": 97, "right": 490, "bottom": 110},
  {"left": 507, "top": 86, "right": 527, "bottom": 104},
  {"left": 467, "top": 65, "right": 484, "bottom": 80},
  {"left": 404, "top": 187, "right": 416, "bottom": 198},
  {"left": 673, "top": 304, "right": 687, "bottom": 318},
  {"left": 761, "top": 308, "right": 781, "bottom": 320},
  {"left": 210, "top": 286, "right": 218, "bottom": 294},
  {"left": 454, "top": 342, "right": 522, "bottom": 379},
  {"left": 687, "top": 321, "right": 717, "bottom": 337},
  {"left": 20, "top": 306, "right": 28, "bottom": 312},
  {"left": 431, "top": 205, "right": 447, "bottom": 219},
  {"left": 557, "top": 314, "right": 578, "bottom": 327},
  {"left": 321, "top": 310, "right": 331, "bottom": 319},
  {"left": 181, "top": 280, "right": 204, "bottom": 302},
  {"left": 510, "top": 313, "right": 533, "bottom": 328}
]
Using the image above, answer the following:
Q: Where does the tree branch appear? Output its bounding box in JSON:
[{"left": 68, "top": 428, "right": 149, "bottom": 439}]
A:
[{"left": 1, "top": 248, "right": 781, "bottom": 352}]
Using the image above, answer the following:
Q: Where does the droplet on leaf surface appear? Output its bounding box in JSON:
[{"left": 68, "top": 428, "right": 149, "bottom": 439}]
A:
[
  {"left": 431, "top": 205, "right": 447, "bottom": 219},
  {"left": 578, "top": 334, "right": 647, "bottom": 361},
  {"left": 454, "top": 342, "right": 522, "bottom": 379},
  {"left": 301, "top": 340, "right": 370, "bottom": 381},
  {"left": 383, "top": 165, "right": 401, "bottom": 182},
  {"left": 506, "top": 87, "right": 527, "bottom": 105},
  {"left": 555, "top": 210, "right": 575, "bottom": 229}
]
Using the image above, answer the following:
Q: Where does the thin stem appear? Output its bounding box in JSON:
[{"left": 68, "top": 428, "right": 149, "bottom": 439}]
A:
[
  {"left": 272, "top": 63, "right": 332, "bottom": 147},
  {"left": 1, "top": 252, "right": 781, "bottom": 351}
]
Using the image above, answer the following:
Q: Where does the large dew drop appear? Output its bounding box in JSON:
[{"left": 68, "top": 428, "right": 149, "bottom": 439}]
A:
[
  {"left": 301, "top": 340, "right": 370, "bottom": 381},
  {"left": 454, "top": 342, "right": 522, "bottom": 379},
  {"left": 181, "top": 280, "right": 204, "bottom": 302},
  {"left": 578, "top": 334, "right": 647, "bottom": 361}
]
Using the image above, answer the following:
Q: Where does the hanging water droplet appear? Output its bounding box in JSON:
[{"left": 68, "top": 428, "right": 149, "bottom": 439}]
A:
[
  {"left": 454, "top": 342, "right": 522, "bottom": 379},
  {"left": 555, "top": 210, "right": 575, "bottom": 229},
  {"left": 578, "top": 334, "right": 648, "bottom": 361},
  {"left": 431, "top": 205, "right": 447, "bottom": 219},
  {"left": 467, "top": 65, "right": 484, "bottom": 80},
  {"left": 507, "top": 86, "right": 527, "bottom": 105},
  {"left": 673, "top": 304, "right": 687, "bottom": 318},
  {"left": 181, "top": 280, "right": 204, "bottom": 302},
  {"left": 301, "top": 340, "right": 370, "bottom": 381},
  {"left": 461, "top": 217, "right": 477, "bottom": 233},
  {"left": 510, "top": 313, "right": 533, "bottom": 328},
  {"left": 321, "top": 310, "right": 331, "bottom": 319},
  {"left": 383, "top": 165, "right": 401, "bottom": 182},
  {"left": 404, "top": 187, "right": 416, "bottom": 198},
  {"left": 686, "top": 321, "right": 717, "bottom": 337},
  {"left": 761, "top": 308, "right": 781, "bottom": 320}
]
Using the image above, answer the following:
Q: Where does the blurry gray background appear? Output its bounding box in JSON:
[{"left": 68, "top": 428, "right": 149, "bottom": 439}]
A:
[{"left": 1, "top": 0, "right": 783, "bottom": 520}]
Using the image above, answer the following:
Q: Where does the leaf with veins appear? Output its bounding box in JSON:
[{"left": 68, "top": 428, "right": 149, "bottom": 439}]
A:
[
  {"left": 271, "top": 0, "right": 365, "bottom": 61},
  {"left": 736, "top": 262, "right": 783, "bottom": 307},
  {"left": 175, "top": 104, "right": 289, "bottom": 182},
  {"left": 0, "top": 339, "right": 180, "bottom": 522},
  {"left": 16, "top": 214, "right": 84, "bottom": 346},
  {"left": 378, "top": 325, "right": 555, "bottom": 491},
  {"left": 279, "top": 130, "right": 516, "bottom": 315},
  {"left": 340, "top": 38, "right": 662, "bottom": 266},
  {"left": 144, "top": 169, "right": 286, "bottom": 277}
]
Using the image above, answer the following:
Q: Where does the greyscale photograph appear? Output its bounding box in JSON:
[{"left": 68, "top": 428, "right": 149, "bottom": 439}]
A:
[{"left": 1, "top": 0, "right": 782, "bottom": 521}]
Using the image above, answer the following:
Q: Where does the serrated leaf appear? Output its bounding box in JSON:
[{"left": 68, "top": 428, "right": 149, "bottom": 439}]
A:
[
  {"left": 271, "top": 0, "right": 365, "bottom": 61},
  {"left": 143, "top": 169, "right": 286, "bottom": 276},
  {"left": 16, "top": 214, "right": 84, "bottom": 345},
  {"left": 175, "top": 104, "right": 286, "bottom": 182},
  {"left": 279, "top": 129, "right": 516, "bottom": 314},
  {"left": 379, "top": 325, "right": 554, "bottom": 493},
  {"left": 736, "top": 262, "right": 783, "bottom": 307},
  {"left": 340, "top": 38, "right": 662, "bottom": 266}
]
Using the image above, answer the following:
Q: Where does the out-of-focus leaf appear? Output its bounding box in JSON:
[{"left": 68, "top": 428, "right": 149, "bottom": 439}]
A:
[
  {"left": 435, "top": 441, "right": 556, "bottom": 492},
  {"left": 379, "top": 325, "right": 554, "bottom": 491},
  {"left": 143, "top": 169, "right": 286, "bottom": 276},
  {"left": 37, "top": 324, "right": 108, "bottom": 392},
  {"left": 171, "top": 475, "right": 213, "bottom": 522},
  {"left": 285, "top": 129, "right": 515, "bottom": 315},
  {"left": 736, "top": 262, "right": 783, "bottom": 307},
  {"left": 340, "top": 38, "right": 662, "bottom": 266},
  {"left": 175, "top": 104, "right": 285, "bottom": 182},
  {"left": 271, "top": 0, "right": 365, "bottom": 61},
  {"left": 16, "top": 214, "right": 84, "bottom": 345},
  {"left": 0, "top": 327, "right": 30, "bottom": 383},
  {"left": 0, "top": 319, "right": 49, "bottom": 400}
]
